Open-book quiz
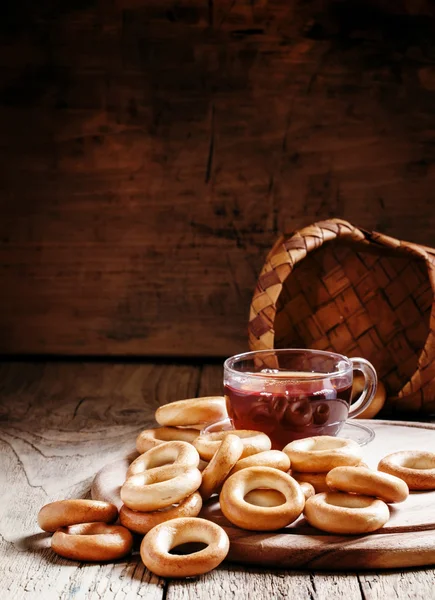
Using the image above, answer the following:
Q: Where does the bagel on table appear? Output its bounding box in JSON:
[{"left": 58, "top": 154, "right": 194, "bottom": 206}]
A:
[
  {"left": 378, "top": 451, "right": 435, "bottom": 490},
  {"left": 326, "top": 466, "right": 409, "bottom": 503},
  {"left": 38, "top": 500, "right": 118, "bottom": 533},
  {"left": 304, "top": 492, "right": 390, "bottom": 534},
  {"left": 220, "top": 466, "right": 305, "bottom": 531},
  {"left": 155, "top": 396, "right": 228, "bottom": 427},
  {"left": 51, "top": 523, "right": 133, "bottom": 561},
  {"left": 140, "top": 517, "right": 230, "bottom": 577},
  {"left": 283, "top": 436, "right": 363, "bottom": 472}
]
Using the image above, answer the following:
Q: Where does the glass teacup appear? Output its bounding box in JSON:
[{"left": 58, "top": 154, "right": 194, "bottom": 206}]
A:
[{"left": 222, "top": 348, "right": 377, "bottom": 450}]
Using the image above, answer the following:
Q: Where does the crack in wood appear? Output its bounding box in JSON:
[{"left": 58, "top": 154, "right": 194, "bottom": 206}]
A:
[
  {"left": 0, "top": 433, "right": 47, "bottom": 493},
  {"left": 357, "top": 576, "right": 367, "bottom": 600},
  {"left": 72, "top": 396, "right": 89, "bottom": 420},
  {"left": 205, "top": 104, "right": 215, "bottom": 184},
  {"left": 208, "top": 0, "right": 214, "bottom": 28},
  {"left": 226, "top": 254, "right": 243, "bottom": 300},
  {"left": 0, "top": 429, "right": 51, "bottom": 459}
]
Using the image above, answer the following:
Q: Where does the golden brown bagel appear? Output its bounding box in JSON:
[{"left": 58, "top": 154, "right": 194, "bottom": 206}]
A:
[
  {"left": 51, "top": 522, "right": 133, "bottom": 561},
  {"left": 121, "top": 466, "right": 202, "bottom": 511},
  {"left": 127, "top": 441, "right": 199, "bottom": 478},
  {"left": 38, "top": 499, "right": 118, "bottom": 533},
  {"left": 136, "top": 427, "right": 199, "bottom": 454},
  {"left": 140, "top": 517, "right": 229, "bottom": 577},
  {"left": 199, "top": 434, "right": 243, "bottom": 501},
  {"left": 155, "top": 396, "right": 228, "bottom": 427},
  {"left": 292, "top": 471, "right": 329, "bottom": 493},
  {"left": 283, "top": 436, "right": 362, "bottom": 472},
  {"left": 353, "top": 374, "right": 386, "bottom": 419},
  {"left": 119, "top": 492, "right": 203, "bottom": 534},
  {"left": 304, "top": 492, "right": 390, "bottom": 534},
  {"left": 229, "top": 450, "right": 290, "bottom": 476},
  {"left": 326, "top": 466, "right": 409, "bottom": 503},
  {"left": 220, "top": 466, "right": 305, "bottom": 531},
  {"left": 299, "top": 481, "right": 316, "bottom": 501},
  {"left": 194, "top": 430, "right": 271, "bottom": 461},
  {"left": 378, "top": 451, "right": 435, "bottom": 490}
]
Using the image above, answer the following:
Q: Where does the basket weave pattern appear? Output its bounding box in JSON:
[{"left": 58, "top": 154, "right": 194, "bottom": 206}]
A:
[{"left": 248, "top": 219, "right": 435, "bottom": 414}]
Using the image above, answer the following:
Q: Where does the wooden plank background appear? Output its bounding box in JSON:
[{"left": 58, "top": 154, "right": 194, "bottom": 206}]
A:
[{"left": 1, "top": 0, "right": 435, "bottom": 357}]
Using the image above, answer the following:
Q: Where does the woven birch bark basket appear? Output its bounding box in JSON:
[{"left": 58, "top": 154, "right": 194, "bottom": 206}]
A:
[{"left": 248, "top": 219, "right": 435, "bottom": 414}]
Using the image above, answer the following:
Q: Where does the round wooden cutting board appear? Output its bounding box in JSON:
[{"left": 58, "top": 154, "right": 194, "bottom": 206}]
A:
[{"left": 92, "top": 420, "right": 435, "bottom": 570}]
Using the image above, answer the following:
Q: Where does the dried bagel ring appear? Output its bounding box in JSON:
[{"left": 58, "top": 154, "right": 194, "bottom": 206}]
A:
[
  {"left": 220, "top": 466, "right": 305, "bottom": 531},
  {"left": 119, "top": 492, "right": 203, "bottom": 534},
  {"left": 292, "top": 471, "right": 329, "bottom": 493},
  {"left": 353, "top": 374, "right": 386, "bottom": 419},
  {"left": 292, "top": 462, "right": 368, "bottom": 494},
  {"left": 140, "top": 517, "right": 229, "bottom": 578},
  {"left": 378, "top": 451, "right": 435, "bottom": 490},
  {"left": 229, "top": 450, "right": 290, "bottom": 476},
  {"left": 326, "top": 466, "right": 409, "bottom": 503},
  {"left": 127, "top": 441, "right": 199, "bottom": 478},
  {"left": 299, "top": 481, "right": 316, "bottom": 501},
  {"left": 51, "top": 522, "right": 133, "bottom": 561},
  {"left": 136, "top": 427, "right": 199, "bottom": 454},
  {"left": 199, "top": 434, "right": 243, "bottom": 501},
  {"left": 38, "top": 499, "right": 118, "bottom": 533},
  {"left": 244, "top": 489, "right": 286, "bottom": 507},
  {"left": 304, "top": 492, "right": 390, "bottom": 534},
  {"left": 194, "top": 430, "right": 271, "bottom": 461},
  {"left": 121, "top": 466, "right": 202, "bottom": 511},
  {"left": 283, "top": 436, "right": 362, "bottom": 473},
  {"left": 155, "top": 396, "right": 228, "bottom": 427}
]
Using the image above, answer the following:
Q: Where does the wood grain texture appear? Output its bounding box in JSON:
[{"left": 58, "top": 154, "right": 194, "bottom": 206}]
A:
[
  {"left": 0, "top": 361, "right": 196, "bottom": 599},
  {"left": 166, "top": 566, "right": 363, "bottom": 600},
  {"left": 2, "top": 1, "right": 435, "bottom": 356},
  {"left": 358, "top": 570, "right": 435, "bottom": 600},
  {"left": 1, "top": 361, "right": 434, "bottom": 599}
]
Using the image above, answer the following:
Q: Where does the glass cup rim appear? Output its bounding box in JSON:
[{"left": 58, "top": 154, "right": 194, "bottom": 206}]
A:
[{"left": 223, "top": 348, "right": 352, "bottom": 382}]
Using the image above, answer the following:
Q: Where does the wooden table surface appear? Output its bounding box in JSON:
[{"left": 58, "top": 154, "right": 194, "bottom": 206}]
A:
[{"left": 1, "top": 360, "right": 434, "bottom": 600}]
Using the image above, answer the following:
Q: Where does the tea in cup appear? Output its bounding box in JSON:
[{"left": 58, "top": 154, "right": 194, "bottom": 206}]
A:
[{"left": 223, "top": 349, "right": 377, "bottom": 450}]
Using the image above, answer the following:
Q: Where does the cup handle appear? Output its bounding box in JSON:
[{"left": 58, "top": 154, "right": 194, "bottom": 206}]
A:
[{"left": 348, "top": 358, "right": 378, "bottom": 419}]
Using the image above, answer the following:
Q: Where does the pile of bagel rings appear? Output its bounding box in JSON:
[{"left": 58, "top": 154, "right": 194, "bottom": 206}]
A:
[{"left": 38, "top": 395, "right": 435, "bottom": 578}]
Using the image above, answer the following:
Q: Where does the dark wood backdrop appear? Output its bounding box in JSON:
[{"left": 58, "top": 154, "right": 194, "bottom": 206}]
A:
[{"left": 1, "top": 0, "right": 435, "bottom": 357}]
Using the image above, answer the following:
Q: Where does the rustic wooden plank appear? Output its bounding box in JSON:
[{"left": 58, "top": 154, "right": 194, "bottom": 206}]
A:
[
  {"left": 358, "top": 569, "right": 435, "bottom": 600},
  {"left": 2, "top": 2, "right": 435, "bottom": 356},
  {"left": 197, "top": 363, "right": 224, "bottom": 397},
  {"left": 0, "top": 361, "right": 201, "bottom": 599},
  {"left": 166, "top": 564, "right": 363, "bottom": 600}
]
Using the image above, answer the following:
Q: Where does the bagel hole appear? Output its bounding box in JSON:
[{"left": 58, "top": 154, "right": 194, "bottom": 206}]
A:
[
  {"left": 151, "top": 457, "right": 176, "bottom": 469},
  {"left": 401, "top": 457, "right": 435, "bottom": 470},
  {"left": 169, "top": 542, "right": 208, "bottom": 555},
  {"left": 244, "top": 489, "right": 286, "bottom": 507}
]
